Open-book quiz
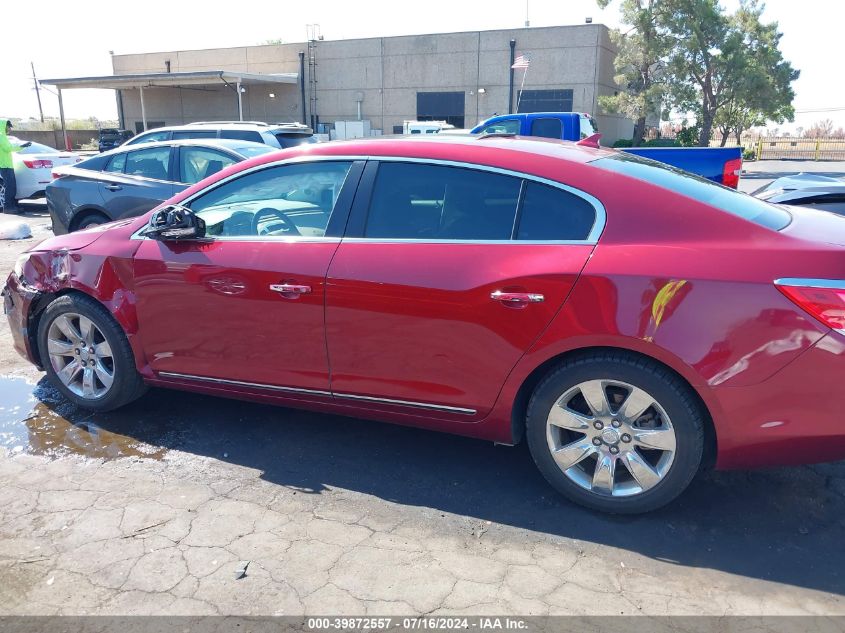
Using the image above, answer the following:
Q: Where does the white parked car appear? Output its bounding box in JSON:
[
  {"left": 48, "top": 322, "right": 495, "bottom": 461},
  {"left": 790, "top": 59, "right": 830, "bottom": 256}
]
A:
[{"left": 1, "top": 137, "right": 83, "bottom": 203}]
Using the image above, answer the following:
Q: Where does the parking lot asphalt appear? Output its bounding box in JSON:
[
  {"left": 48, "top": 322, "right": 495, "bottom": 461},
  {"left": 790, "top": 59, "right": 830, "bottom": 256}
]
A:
[{"left": 2, "top": 164, "right": 845, "bottom": 616}]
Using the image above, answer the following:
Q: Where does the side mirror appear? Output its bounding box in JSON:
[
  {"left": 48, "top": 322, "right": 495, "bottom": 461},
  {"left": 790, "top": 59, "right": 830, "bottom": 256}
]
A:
[{"left": 143, "top": 205, "right": 205, "bottom": 240}]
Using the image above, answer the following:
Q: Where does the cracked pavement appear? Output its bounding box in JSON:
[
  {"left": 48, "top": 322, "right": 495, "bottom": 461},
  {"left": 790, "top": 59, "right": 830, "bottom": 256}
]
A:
[{"left": 2, "top": 201, "right": 845, "bottom": 616}]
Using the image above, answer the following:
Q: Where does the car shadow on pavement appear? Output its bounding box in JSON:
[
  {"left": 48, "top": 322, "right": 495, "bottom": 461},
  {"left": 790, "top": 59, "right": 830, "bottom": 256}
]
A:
[{"left": 18, "top": 378, "right": 845, "bottom": 598}]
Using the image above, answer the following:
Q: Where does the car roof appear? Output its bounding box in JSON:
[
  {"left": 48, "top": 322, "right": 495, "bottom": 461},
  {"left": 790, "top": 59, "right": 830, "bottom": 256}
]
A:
[
  {"left": 243, "top": 134, "right": 615, "bottom": 167},
  {"left": 137, "top": 122, "right": 312, "bottom": 134},
  {"left": 99, "top": 138, "right": 272, "bottom": 157}
]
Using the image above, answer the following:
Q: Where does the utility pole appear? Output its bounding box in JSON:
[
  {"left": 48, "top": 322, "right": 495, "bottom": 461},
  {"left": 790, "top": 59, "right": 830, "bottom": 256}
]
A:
[{"left": 31, "top": 62, "right": 44, "bottom": 122}]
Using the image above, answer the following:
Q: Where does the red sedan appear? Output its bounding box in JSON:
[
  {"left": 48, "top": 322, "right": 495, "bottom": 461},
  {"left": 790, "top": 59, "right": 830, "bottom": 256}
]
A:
[{"left": 5, "top": 135, "right": 845, "bottom": 513}]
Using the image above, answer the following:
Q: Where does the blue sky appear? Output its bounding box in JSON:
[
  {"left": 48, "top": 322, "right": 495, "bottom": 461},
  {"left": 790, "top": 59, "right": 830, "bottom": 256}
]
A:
[{"left": 5, "top": 0, "right": 842, "bottom": 132}]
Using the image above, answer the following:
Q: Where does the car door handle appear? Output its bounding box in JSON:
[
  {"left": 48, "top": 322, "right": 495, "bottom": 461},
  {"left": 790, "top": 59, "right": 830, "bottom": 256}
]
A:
[
  {"left": 104, "top": 184, "right": 122, "bottom": 191},
  {"left": 491, "top": 291, "right": 544, "bottom": 304},
  {"left": 269, "top": 283, "right": 312, "bottom": 295}
]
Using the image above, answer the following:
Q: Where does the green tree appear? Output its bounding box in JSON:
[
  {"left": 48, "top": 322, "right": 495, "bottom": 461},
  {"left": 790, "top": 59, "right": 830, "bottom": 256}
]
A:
[
  {"left": 597, "top": 0, "right": 671, "bottom": 146},
  {"left": 662, "top": 0, "right": 797, "bottom": 146}
]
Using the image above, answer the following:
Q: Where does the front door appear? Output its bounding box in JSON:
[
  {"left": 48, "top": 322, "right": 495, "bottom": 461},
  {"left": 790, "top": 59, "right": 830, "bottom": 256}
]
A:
[
  {"left": 325, "top": 160, "right": 602, "bottom": 417},
  {"left": 132, "top": 159, "right": 362, "bottom": 393}
]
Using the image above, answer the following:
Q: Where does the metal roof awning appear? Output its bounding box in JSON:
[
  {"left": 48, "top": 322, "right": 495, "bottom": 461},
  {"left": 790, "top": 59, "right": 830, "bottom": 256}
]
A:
[
  {"left": 39, "top": 70, "right": 301, "bottom": 147},
  {"left": 39, "top": 70, "right": 299, "bottom": 90}
]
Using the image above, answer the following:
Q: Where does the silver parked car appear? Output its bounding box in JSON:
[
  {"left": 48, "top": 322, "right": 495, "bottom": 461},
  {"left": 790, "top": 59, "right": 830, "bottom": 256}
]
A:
[
  {"left": 47, "top": 139, "right": 275, "bottom": 233},
  {"left": 123, "top": 121, "right": 315, "bottom": 150},
  {"left": 753, "top": 172, "right": 845, "bottom": 215}
]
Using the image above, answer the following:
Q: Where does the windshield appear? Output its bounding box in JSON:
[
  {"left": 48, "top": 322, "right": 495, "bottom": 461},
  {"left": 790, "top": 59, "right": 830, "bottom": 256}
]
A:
[
  {"left": 274, "top": 133, "right": 316, "bottom": 149},
  {"left": 235, "top": 145, "right": 277, "bottom": 158},
  {"left": 19, "top": 141, "right": 60, "bottom": 155},
  {"left": 595, "top": 153, "right": 792, "bottom": 231}
]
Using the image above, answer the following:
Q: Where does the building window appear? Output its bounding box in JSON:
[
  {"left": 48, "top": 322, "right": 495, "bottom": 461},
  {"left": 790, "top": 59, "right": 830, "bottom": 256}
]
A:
[
  {"left": 517, "top": 89, "right": 574, "bottom": 114},
  {"left": 416, "top": 92, "right": 465, "bottom": 128}
]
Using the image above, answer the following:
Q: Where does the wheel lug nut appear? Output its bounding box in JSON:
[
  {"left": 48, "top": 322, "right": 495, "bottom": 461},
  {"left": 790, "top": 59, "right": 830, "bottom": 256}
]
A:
[
  {"left": 593, "top": 421, "right": 604, "bottom": 430},
  {"left": 610, "top": 446, "right": 619, "bottom": 454},
  {"left": 612, "top": 420, "right": 621, "bottom": 428},
  {"left": 74, "top": 349, "right": 80, "bottom": 355},
  {"left": 622, "top": 434, "right": 632, "bottom": 443},
  {"left": 592, "top": 437, "right": 602, "bottom": 446}
]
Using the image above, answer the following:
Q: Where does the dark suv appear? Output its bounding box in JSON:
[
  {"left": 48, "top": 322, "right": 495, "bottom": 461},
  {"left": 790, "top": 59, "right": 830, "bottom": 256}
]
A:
[{"left": 98, "top": 129, "right": 134, "bottom": 152}]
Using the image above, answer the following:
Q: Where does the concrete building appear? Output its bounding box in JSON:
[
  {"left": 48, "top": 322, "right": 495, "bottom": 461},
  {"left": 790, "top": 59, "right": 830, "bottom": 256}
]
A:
[{"left": 48, "top": 24, "right": 634, "bottom": 144}]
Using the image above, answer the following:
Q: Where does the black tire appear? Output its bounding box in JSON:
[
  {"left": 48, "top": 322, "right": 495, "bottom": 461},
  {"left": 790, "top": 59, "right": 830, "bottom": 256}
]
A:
[
  {"left": 526, "top": 351, "right": 705, "bottom": 514},
  {"left": 75, "top": 212, "right": 109, "bottom": 231},
  {"left": 37, "top": 293, "right": 147, "bottom": 411}
]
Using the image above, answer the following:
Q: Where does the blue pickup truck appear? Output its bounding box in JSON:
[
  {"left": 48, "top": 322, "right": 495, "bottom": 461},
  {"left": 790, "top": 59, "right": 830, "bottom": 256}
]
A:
[{"left": 470, "top": 113, "right": 743, "bottom": 188}]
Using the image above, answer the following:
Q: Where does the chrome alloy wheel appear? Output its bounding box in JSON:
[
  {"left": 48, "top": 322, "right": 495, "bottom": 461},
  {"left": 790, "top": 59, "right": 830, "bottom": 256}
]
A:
[
  {"left": 546, "top": 380, "right": 677, "bottom": 497},
  {"left": 46, "top": 312, "right": 115, "bottom": 399}
]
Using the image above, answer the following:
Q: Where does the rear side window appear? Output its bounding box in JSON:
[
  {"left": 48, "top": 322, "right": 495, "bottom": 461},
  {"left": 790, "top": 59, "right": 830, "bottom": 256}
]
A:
[
  {"left": 364, "top": 163, "right": 521, "bottom": 240},
  {"left": 220, "top": 130, "right": 263, "bottom": 143},
  {"left": 517, "top": 182, "right": 596, "bottom": 240},
  {"left": 105, "top": 153, "right": 127, "bottom": 173},
  {"left": 530, "top": 118, "right": 562, "bottom": 139},
  {"left": 595, "top": 153, "right": 791, "bottom": 231},
  {"left": 172, "top": 130, "right": 218, "bottom": 140},
  {"left": 124, "top": 147, "right": 171, "bottom": 181}
]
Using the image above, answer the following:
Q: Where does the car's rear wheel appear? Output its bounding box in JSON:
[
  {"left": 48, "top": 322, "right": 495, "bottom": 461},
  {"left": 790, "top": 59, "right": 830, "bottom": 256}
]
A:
[
  {"left": 526, "top": 352, "right": 704, "bottom": 514},
  {"left": 37, "top": 294, "right": 146, "bottom": 411},
  {"left": 74, "top": 212, "right": 109, "bottom": 231}
]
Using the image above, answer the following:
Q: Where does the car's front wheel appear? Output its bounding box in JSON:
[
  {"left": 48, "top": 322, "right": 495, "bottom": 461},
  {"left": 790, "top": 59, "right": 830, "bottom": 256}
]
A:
[
  {"left": 526, "top": 352, "right": 705, "bottom": 514},
  {"left": 38, "top": 293, "right": 147, "bottom": 411}
]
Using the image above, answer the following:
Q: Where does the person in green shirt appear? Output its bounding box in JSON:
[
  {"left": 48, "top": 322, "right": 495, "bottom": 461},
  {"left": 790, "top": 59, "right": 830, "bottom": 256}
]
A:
[{"left": 1, "top": 120, "right": 31, "bottom": 214}]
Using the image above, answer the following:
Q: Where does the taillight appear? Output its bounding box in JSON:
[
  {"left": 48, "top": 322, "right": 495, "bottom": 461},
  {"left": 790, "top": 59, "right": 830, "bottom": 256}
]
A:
[
  {"left": 51, "top": 171, "right": 62, "bottom": 179},
  {"left": 721, "top": 157, "right": 742, "bottom": 189},
  {"left": 775, "top": 279, "right": 845, "bottom": 332},
  {"left": 23, "top": 159, "right": 53, "bottom": 169}
]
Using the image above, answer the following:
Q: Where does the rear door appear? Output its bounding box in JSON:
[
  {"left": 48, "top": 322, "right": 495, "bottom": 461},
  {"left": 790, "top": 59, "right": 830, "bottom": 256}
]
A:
[
  {"left": 98, "top": 146, "right": 177, "bottom": 219},
  {"left": 324, "top": 160, "right": 603, "bottom": 418}
]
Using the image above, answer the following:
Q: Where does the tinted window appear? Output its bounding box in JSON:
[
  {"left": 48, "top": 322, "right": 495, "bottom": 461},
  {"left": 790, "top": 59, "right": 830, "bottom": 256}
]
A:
[
  {"left": 172, "top": 130, "right": 218, "bottom": 140},
  {"left": 179, "top": 147, "right": 237, "bottom": 184},
  {"left": 530, "top": 118, "right": 562, "bottom": 139},
  {"left": 596, "top": 153, "right": 791, "bottom": 231},
  {"left": 365, "top": 163, "right": 521, "bottom": 240},
  {"left": 124, "top": 147, "right": 171, "bottom": 180},
  {"left": 220, "top": 130, "right": 263, "bottom": 143},
  {"left": 189, "top": 161, "right": 353, "bottom": 238},
  {"left": 479, "top": 119, "right": 520, "bottom": 135},
  {"left": 517, "top": 182, "right": 596, "bottom": 241},
  {"left": 105, "top": 153, "right": 127, "bottom": 173},
  {"left": 274, "top": 133, "right": 316, "bottom": 149},
  {"left": 127, "top": 130, "right": 170, "bottom": 145}
]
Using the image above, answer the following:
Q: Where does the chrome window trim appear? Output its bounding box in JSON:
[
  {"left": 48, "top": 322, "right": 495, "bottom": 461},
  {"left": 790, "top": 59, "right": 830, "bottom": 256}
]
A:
[
  {"left": 363, "top": 156, "right": 606, "bottom": 244},
  {"left": 774, "top": 278, "right": 845, "bottom": 290},
  {"left": 332, "top": 392, "right": 476, "bottom": 415},
  {"left": 158, "top": 372, "right": 332, "bottom": 397},
  {"left": 157, "top": 371, "right": 476, "bottom": 415},
  {"left": 130, "top": 153, "right": 607, "bottom": 245}
]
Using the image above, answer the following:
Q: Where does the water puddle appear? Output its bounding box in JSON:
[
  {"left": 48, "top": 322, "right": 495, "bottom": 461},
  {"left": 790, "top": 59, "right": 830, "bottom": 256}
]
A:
[{"left": 0, "top": 375, "right": 167, "bottom": 460}]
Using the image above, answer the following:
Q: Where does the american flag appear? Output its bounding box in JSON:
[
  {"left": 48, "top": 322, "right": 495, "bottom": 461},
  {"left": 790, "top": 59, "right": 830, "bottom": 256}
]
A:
[{"left": 511, "top": 54, "right": 531, "bottom": 69}]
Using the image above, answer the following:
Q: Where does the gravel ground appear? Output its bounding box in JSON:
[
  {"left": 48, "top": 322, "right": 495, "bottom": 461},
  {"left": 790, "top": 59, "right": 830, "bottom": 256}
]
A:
[{"left": 1, "top": 169, "right": 845, "bottom": 617}]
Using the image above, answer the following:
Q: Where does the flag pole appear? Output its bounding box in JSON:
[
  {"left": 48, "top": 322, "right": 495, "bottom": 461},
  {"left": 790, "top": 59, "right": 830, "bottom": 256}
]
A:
[{"left": 516, "top": 65, "right": 529, "bottom": 113}]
